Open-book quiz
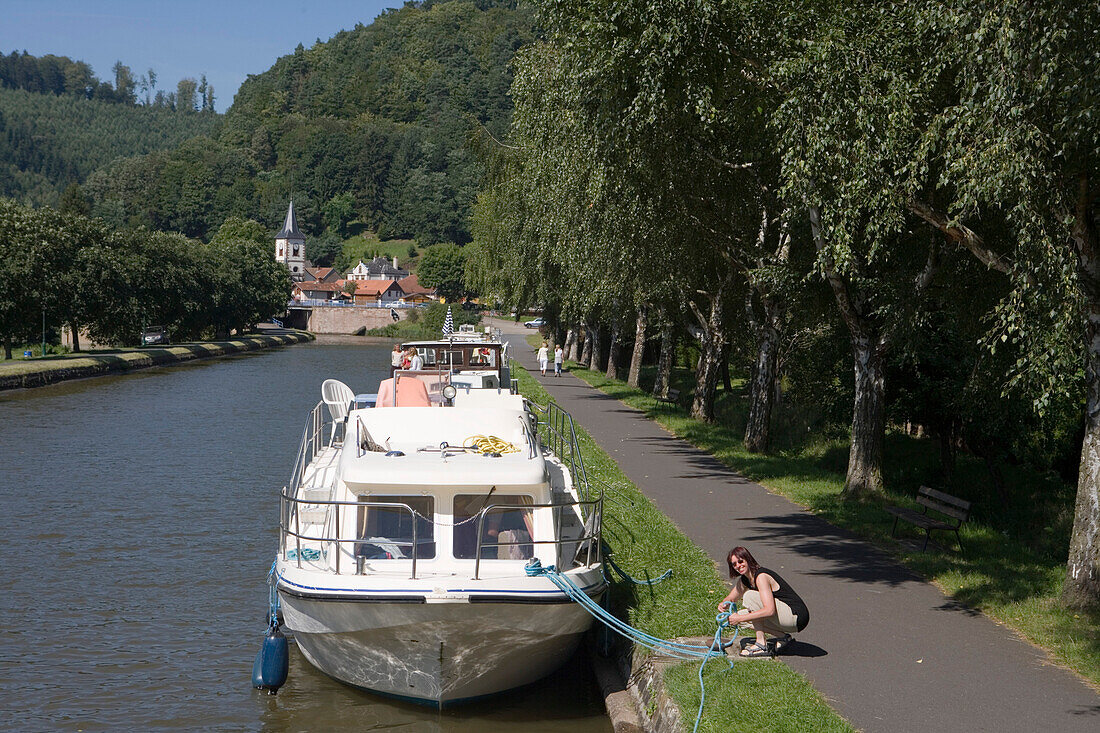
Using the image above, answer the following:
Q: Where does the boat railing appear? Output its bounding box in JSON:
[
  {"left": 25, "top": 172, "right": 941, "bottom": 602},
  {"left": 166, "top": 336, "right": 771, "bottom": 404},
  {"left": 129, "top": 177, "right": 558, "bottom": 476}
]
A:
[
  {"left": 278, "top": 491, "right": 602, "bottom": 581},
  {"left": 282, "top": 401, "right": 331, "bottom": 531},
  {"left": 473, "top": 495, "right": 603, "bottom": 579},
  {"left": 526, "top": 399, "right": 592, "bottom": 504},
  {"left": 280, "top": 493, "right": 423, "bottom": 578}
]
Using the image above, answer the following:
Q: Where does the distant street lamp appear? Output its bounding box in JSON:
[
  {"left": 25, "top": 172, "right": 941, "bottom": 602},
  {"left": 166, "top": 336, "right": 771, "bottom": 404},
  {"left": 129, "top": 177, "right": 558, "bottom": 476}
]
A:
[{"left": 41, "top": 307, "right": 46, "bottom": 358}]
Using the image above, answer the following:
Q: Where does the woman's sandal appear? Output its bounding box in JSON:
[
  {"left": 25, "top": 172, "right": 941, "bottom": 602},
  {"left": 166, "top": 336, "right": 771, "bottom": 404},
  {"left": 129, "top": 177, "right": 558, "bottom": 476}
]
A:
[
  {"left": 739, "top": 641, "right": 774, "bottom": 658},
  {"left": 773, "top": 634, "right": 793, "bottom": 652}
]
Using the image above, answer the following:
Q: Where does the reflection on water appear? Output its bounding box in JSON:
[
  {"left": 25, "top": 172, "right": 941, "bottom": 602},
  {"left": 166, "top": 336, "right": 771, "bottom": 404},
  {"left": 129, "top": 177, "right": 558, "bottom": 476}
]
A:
[{"left": 0, "top": 339, "right": 611, "bottom": 732}]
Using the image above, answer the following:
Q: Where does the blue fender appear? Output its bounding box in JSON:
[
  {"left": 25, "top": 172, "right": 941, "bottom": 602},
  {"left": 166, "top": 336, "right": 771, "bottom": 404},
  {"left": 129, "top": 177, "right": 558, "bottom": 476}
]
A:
[{"left": 252, "top": 627, "right": 289, "bottom": 693}]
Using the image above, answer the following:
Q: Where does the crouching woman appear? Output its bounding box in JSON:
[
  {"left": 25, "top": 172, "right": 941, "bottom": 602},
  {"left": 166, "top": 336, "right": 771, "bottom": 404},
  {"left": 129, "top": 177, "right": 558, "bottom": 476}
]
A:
[{"left": 717, "top": 546, "right": 809, "bottom": 657}]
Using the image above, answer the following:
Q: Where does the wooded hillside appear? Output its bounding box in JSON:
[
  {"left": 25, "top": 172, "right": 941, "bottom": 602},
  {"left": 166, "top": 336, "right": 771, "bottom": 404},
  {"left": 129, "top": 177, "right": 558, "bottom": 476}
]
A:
[
  {"left": 0, "top": 87, "right": 220, "bottom": 207},
  {"left": 86, "top": 0, "right": 534, "bottom": 243}
]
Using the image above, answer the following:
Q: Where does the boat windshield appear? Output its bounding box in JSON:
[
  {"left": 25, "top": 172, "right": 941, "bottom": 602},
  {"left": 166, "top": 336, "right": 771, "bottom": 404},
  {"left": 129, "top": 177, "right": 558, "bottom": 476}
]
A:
[
  {"left": 452, "top": 494, "right": 534, "bottom": 560},
  {"left": 355, "top": 496, "right": 435, "bottom": 559}
]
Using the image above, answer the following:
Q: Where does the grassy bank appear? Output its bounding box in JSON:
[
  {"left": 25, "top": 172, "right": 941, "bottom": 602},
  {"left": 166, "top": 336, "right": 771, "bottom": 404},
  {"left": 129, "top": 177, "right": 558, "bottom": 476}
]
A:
[
  {"left": 557, "top": 360, "right": 1100, "bottom": 688},
  {"left": 514, "top": 365, "right": 855, "bottom": 731}
]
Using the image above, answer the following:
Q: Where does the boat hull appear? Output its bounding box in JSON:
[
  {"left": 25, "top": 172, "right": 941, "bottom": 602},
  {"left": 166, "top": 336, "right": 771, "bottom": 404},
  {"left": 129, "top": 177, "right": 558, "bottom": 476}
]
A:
[{"left": 278, "top": 588, "right": 600, "bottom": 706}]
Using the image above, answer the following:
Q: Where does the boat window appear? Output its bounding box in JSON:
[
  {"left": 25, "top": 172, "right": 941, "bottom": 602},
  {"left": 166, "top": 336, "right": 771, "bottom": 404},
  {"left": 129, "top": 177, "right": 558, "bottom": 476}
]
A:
[
  {"left": 469, "top": 347, "right": 495, "bottom": 367},
  {"left": 452, "top": 494, "right": 534, "bottom": 559},
  {"left": 439, "top": 349, "right": 465, "bottom": 367},
  {"left": 356, "top": 496, "right": 435, "bottom": 560}
]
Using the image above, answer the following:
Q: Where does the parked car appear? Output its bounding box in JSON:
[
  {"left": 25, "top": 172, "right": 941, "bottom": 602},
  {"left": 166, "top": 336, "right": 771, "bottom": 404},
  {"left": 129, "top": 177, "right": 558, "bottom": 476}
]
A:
[
  {"left": 141, "top": 326, "right": 169, "bottom": 346},
  {"left": 523, "top": 317, "right": 546, "bottom": 329}
]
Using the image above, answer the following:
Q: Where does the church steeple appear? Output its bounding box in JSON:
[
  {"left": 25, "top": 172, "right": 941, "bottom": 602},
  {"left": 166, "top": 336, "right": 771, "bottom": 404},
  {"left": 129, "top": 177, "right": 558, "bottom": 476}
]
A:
[
  {"left": 274, "top": 200, "right": 307, "bottom": 280},
  {"left": 277, "top": 200, "right": 303, "bottom": 240}
]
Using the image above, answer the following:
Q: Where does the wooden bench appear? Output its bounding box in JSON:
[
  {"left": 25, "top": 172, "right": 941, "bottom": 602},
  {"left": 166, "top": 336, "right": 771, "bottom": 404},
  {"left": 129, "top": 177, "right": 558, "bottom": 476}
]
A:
[
  {"left": 655, "top": 388, "right": 681, "bottom": 410},
  {"left": 886, "top": 486, "right": 970, "bottom": 552}
]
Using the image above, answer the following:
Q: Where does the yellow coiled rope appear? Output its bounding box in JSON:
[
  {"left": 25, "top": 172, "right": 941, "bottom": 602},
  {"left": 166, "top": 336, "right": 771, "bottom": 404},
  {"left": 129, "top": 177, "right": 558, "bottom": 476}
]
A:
[{"left": 463, "top": 435, "right": 520, "bottom": 454}]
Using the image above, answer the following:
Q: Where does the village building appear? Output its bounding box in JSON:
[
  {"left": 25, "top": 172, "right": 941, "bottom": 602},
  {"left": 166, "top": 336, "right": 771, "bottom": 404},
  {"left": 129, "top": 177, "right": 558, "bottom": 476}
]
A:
[
  {"left": 397, "top": 273, "right": 436, "bottom": 304},
  {"left": 346, "top": 256, "right": 409, "bottom": 281},
  {"left": 346, "top": 279, "right": 406, "bottom": 305}
]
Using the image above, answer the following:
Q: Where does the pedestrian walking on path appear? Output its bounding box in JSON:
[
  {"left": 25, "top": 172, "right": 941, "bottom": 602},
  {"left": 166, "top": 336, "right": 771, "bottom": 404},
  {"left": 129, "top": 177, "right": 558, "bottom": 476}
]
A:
[
  {"left": 537, "top": 341, "right": 549, "bottom": 376},
  {"left": 554, "top": 345, "right": 564, "bottom": 376},
  {"left": 719, "top": 546, "right": 809, "bottom": 658}
]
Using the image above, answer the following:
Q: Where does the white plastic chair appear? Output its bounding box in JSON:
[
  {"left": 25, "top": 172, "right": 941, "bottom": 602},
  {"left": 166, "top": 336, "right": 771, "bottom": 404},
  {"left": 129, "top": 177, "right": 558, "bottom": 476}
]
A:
[{"left": 321, "top": 379, "right": 355, "bottom": 443}]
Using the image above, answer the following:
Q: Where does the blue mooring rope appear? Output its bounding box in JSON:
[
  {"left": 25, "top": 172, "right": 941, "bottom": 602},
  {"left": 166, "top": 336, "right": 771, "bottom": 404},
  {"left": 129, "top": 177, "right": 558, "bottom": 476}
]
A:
[
  {"left": 525, "top": 558, "right": 736, "bottom": 733},
  {"left": 605, "top": 554, "right": 674, "bottom": 585},
  {"left": 266, "top": 560, "right": 280, "bottom": 629}
]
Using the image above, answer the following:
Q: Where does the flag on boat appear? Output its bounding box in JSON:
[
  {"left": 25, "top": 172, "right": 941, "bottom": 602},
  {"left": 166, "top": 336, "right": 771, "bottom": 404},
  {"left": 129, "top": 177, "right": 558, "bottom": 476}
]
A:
[{"left": 442, "top": 306, "right": 454, "bottom": 336}]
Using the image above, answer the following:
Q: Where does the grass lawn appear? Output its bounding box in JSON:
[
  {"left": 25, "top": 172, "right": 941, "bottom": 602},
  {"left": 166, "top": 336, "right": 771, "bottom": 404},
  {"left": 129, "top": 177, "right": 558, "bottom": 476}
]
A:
[
  {"left": 553, "top": 356, "right": 1100, "bottom": 689},
  {"left": 514, "top": 365, "right": 856, "bottom": 731}
]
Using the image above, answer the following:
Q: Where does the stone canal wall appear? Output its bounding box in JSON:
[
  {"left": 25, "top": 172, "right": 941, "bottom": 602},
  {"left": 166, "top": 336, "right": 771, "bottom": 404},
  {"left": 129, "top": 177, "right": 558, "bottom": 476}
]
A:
[
  {"left": 287, "top": 305, "right": 410, "bottom": 334},
  {"left": 0, "top": 331, "right": 313, "bottom": 391}
]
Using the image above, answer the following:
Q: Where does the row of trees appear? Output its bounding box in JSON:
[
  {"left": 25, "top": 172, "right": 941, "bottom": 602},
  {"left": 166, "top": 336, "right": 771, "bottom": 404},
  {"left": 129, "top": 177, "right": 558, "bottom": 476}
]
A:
[
  {"left": 0, "top": 200, "right": 290, "bottom": 357},
  {"left": 470, "top": 1, "right": 1099, "bottom": 608},
  {"left": 0, "top": 50, "right": 216, "bottom": 110}
]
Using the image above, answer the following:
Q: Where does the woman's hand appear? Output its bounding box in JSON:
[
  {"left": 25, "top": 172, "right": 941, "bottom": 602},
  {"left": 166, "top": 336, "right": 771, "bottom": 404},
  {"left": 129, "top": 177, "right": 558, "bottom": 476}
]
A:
[{"left": 717, "top": 600, "right": 731, "bottom": 612}]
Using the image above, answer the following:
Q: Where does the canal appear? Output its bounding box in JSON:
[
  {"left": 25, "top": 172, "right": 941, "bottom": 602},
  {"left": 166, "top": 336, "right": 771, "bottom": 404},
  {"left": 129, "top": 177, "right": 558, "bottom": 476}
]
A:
[{"left": 0, "top": 337, "right": 612, "bottom": 732}]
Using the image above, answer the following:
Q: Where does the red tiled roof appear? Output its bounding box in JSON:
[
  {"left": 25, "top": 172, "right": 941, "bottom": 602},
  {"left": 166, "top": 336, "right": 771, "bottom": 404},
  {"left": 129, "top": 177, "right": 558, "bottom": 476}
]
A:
[
  {"left": 294, "top": 281, "right": 343, "bottom": 293},
  {"left": 397, "top": 273, "right": 434, "bottom": 295},
  {"left": 349, "top": 279, "right": 405, "bottom": 297}
]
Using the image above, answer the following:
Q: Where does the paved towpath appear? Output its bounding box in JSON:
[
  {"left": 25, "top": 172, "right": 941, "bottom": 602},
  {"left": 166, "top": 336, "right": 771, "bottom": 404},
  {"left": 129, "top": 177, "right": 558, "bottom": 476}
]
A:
[{"left": 492, "top": 318, "right": 1100, "bottom": 732}]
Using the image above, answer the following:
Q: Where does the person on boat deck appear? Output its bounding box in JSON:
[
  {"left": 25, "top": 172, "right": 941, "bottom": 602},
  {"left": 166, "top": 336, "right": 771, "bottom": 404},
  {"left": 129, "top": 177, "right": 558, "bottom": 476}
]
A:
[
  {"left": 408, "top": 347, "right": 423, "bottom": 370},
  {"left": 717, "top": 546, "right": 809, "bottom": 657},
  {"left": 391, "top": 344, "right": 403, "bottom": 375}
]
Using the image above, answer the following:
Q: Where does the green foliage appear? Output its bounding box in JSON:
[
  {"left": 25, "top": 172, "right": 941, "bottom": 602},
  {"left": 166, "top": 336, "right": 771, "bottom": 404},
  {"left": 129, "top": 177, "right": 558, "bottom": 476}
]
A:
[
  {"left": 211, "top": 216, "right": 268, "bottom": 245},
  {"left": 416, "top": 243, "right": 468, "bottom": 301},
  {"left": 0, "top": 200, "right": 289, "bottom": 350}
]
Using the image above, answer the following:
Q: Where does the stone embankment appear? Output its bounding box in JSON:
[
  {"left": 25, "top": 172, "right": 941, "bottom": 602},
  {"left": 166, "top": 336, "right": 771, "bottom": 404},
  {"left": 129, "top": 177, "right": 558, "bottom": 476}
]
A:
[{"left": 0, "top": 331, "right": 313, "bottom": 391}]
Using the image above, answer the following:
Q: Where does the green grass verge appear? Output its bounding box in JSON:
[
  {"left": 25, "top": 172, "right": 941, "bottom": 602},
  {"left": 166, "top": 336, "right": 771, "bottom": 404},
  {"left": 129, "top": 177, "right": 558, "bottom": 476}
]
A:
[
  {"left": 562, "top": 361, "right": 1100, "bottom": 688},
  {"left": 0, "top": 331, "right": 313, "bottom": 378},
  {"left": 513, "top": 364, "right": 855, "bottom": 731}
]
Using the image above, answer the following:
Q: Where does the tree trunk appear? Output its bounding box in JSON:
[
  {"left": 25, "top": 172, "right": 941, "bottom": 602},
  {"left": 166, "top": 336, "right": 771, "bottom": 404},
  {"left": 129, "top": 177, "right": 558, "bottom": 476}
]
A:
[
  {"left": 628, "top": 307, "right": 647, "bottom": 388},
  {"left": 586, "top": 324, "right": 602, "bottom": 371},
  {"left": 844, "top": 332, "right": 887, "bottom": 498},
  {"left": 1065, "top": 234, "right": 1100, "bottom": 607},
  {"left": 580, "top": 321, "right": 594, "bottom": 367},
  {"left": 605, "top": 320, "right": 622, "bottom": 380},
  {"left": 2, "top": 334, "right": 11, "bottom": 360},
  {"left": 691, "top": 281, "right": 732, "bottom": 423},
  {"left": 70, "top": 322, "right": 81, "bottom": 353},
  {"left": 744, "top": 314, "right": 781, "bottom": 453},
  {"left": 720, "top": 345, "right": 732, "bottom": 392},
  {"left": 564, "top": 328, "right": 577, "bottom": 362},
  {"left": 810, "top": 204, "right": 887, "bottom": 499},
  {"left": 653, "top": 318, "right": 673, "bottom": 398}
]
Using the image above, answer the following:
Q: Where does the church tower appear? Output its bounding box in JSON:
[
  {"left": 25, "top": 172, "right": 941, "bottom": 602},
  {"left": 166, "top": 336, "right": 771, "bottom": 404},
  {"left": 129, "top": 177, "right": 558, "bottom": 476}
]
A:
[{"left": 274, "top": 200, "right": 307, "bottom": 281}]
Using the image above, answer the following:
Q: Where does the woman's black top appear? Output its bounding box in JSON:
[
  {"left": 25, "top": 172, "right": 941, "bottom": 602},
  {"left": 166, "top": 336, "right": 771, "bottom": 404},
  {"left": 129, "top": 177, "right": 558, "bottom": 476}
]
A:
[{"left": 742, "top": 567, "right": 810, "bottom": 632}]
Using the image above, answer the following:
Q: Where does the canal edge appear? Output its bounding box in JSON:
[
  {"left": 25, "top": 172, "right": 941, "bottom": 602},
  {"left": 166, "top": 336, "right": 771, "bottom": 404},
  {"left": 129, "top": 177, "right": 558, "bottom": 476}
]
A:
[
  {"left": 0, "top": 331, "right": 314, "bottom": 391},
  {"left": 592, "top": 639, "right": 700, "bottom": 733}
]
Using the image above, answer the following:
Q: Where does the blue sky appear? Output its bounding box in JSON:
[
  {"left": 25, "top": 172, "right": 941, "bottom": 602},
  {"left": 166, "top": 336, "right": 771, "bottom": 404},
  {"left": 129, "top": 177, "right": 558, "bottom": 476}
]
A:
[{"left": 0, "top": 0, "right": 396, "bottom": 112}]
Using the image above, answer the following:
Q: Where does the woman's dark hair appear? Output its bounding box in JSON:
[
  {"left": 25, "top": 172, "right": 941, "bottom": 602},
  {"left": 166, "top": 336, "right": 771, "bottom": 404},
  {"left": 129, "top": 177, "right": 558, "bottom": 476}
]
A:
[{"left": 727, "top": 546, "right": 761, "bottom": 579}]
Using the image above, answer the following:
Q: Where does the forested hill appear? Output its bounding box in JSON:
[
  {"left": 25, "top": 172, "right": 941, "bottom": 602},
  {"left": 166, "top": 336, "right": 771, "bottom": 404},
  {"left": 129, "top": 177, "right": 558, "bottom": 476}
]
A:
[
  {"left": 87, "top": 0, "right": 535, "bottom": 244},
  {"left": 0, "top": 87, "right": 221, "bottom": 208}
]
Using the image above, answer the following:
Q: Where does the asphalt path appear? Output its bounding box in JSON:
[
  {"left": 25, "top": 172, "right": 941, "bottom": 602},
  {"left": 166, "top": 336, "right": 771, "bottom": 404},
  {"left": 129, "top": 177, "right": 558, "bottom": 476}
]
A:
[{"left": 492, "top": 317, "right": 1100, "bottom": 732}]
